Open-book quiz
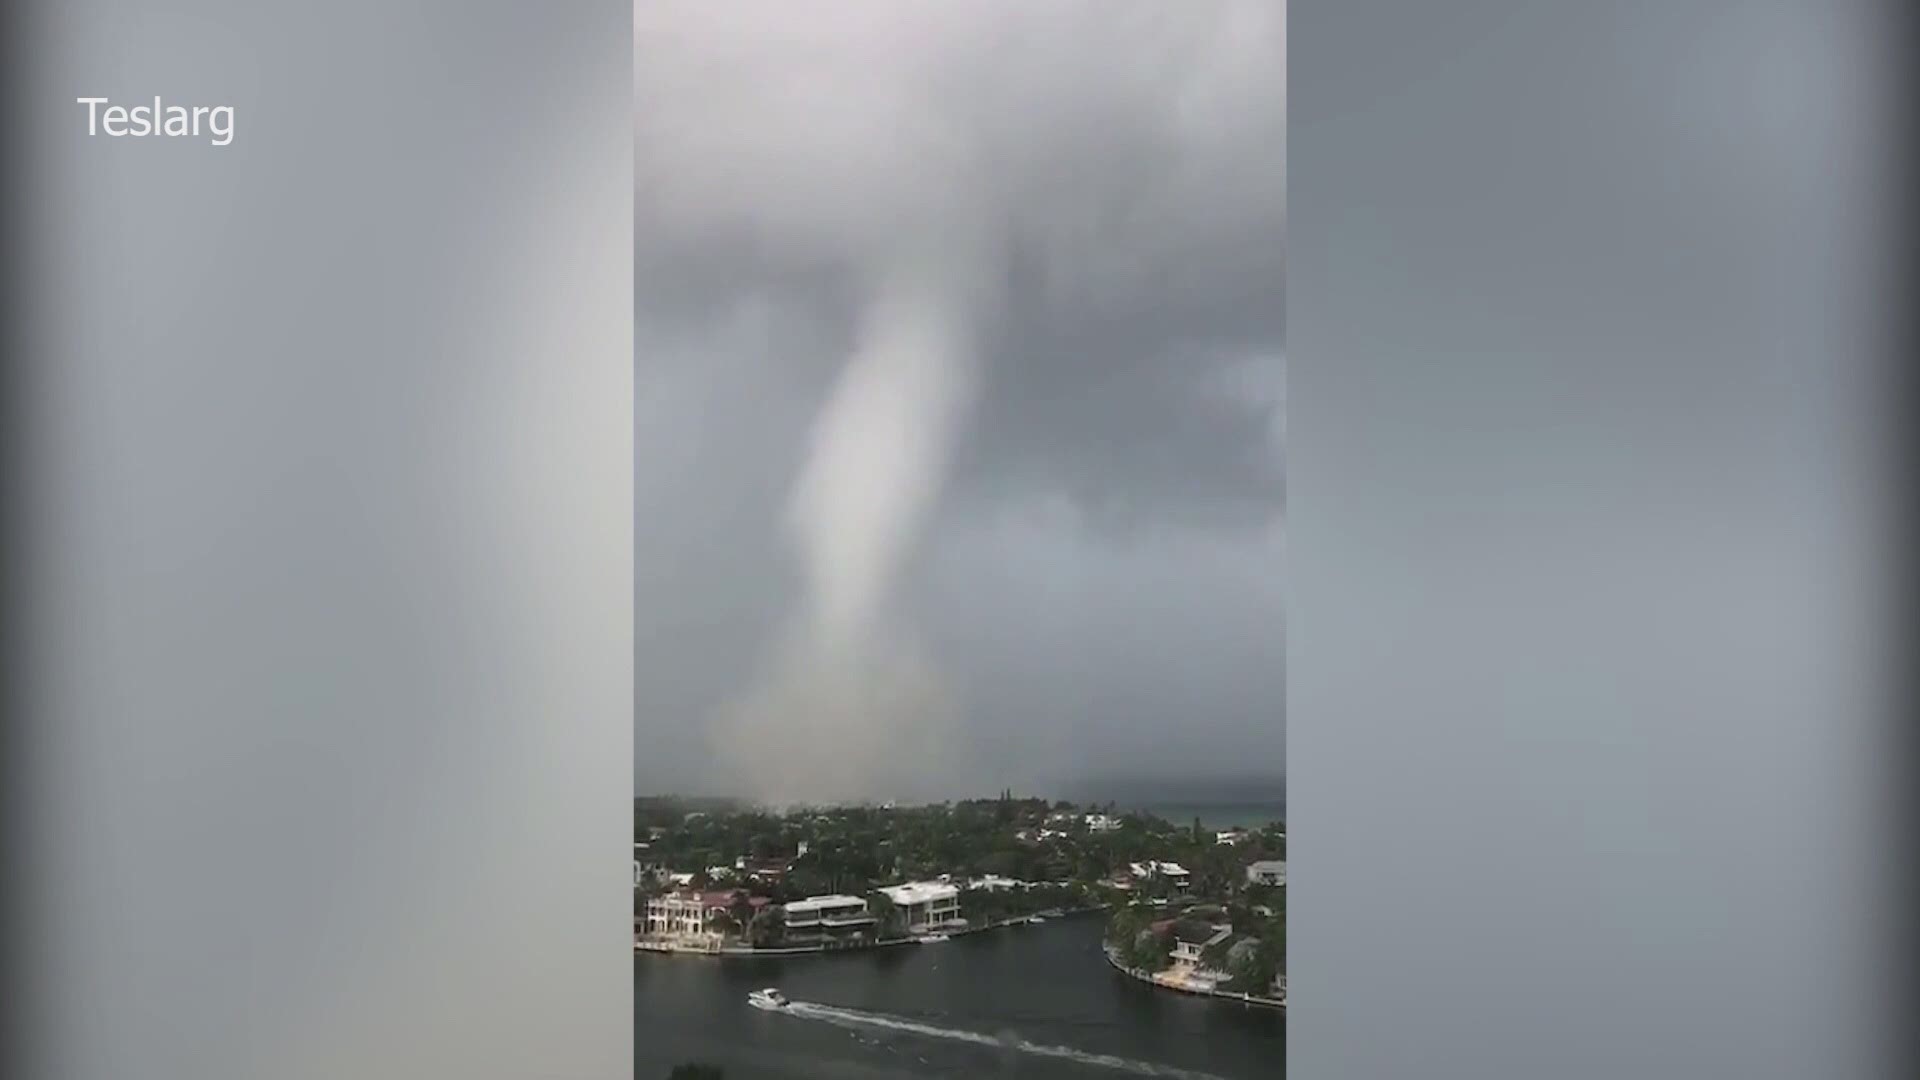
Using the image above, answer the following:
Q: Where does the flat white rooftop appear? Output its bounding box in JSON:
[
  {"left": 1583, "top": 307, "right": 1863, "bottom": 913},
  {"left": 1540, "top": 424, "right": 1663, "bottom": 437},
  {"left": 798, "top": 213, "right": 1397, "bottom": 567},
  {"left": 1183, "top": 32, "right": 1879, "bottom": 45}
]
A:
[
  {"left": 784, "top": 894, "right": 867, "bottom": 911},
  {"left": 880, "top": 881, "right": 959, "bottom": 905},
  {"left": 1130, "top": 860, "right": 1191, "bottom": 877}
]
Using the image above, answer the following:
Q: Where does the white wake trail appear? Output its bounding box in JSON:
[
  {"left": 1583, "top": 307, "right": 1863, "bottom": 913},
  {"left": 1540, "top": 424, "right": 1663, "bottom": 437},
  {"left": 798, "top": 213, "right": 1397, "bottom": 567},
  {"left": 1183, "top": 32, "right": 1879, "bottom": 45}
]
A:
[{"left": 781, "top": 1000, "right": 1234, "bottom": 1080}]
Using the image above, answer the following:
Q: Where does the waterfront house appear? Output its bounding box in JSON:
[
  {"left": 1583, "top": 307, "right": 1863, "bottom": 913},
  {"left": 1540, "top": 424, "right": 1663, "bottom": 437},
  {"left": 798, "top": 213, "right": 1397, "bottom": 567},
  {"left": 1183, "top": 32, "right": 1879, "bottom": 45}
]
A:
[
  {"left": 1246, "top": 860, "right": 1285, "bottom": 887},
  {"left": 1215, "top": 829, "right": 1249, "bottom": 845},
  {"left": 782, "top": 894, "right": 875, "bottom": 942},
  {"left": 1169, "top": 923, "right": 1234, "bottom": 991},
  {"left": 1085, "top": 813, "right": 1121, "bottom": 832},
  {"left": 643, "top": 891, "right": 713, "bottom": 939},
  {"left": 643, "top": 889, "right": 757, "bottom": 941},
  {"left": 1170, "top": 923, "right": 1231, "bottom": 964},
  {"left": 880, "top": 881, "right": 963, "bottom": 932}
]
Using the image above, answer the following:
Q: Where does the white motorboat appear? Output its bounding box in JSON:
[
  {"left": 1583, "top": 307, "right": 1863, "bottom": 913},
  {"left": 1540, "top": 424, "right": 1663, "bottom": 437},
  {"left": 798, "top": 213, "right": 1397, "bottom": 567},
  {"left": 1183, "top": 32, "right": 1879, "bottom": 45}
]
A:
[
  {"left": 918, "top": 933, "right": 950, "bottom": 943},
  {"left": 747, "top": 987, "right": 790, "bottom": 1011}
]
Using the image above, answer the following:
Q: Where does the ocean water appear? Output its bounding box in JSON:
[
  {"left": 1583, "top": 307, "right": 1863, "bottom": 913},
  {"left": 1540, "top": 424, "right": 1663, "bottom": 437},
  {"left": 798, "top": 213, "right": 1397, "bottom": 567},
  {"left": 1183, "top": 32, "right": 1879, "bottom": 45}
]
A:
[
  {"left": 636, "top": 914, "right": 1283, "bottom": 1079},
  {"left": 1128, "top": 804, "right": 1284, "bottom": 832}
]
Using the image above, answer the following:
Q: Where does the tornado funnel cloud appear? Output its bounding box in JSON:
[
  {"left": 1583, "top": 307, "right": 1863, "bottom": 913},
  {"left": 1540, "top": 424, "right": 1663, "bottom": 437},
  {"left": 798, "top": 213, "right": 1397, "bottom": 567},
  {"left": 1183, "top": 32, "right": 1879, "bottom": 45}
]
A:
[
  {"left": 792, "top": 275, "right": 975, "bottom": 657},
  {"left": 716, "top": 267, "right": 981, "bottom": 803}
]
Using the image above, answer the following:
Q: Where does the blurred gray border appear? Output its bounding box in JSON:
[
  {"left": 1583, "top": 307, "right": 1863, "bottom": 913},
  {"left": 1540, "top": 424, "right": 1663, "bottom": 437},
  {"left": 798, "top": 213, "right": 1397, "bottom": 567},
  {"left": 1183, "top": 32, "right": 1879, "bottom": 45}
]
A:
[
  {"left": 14, "top": 4, "right": 632, "bottom": 1079},
  {"left": 1291, "top": 3, "right": 1899, "bottom": 1078}
]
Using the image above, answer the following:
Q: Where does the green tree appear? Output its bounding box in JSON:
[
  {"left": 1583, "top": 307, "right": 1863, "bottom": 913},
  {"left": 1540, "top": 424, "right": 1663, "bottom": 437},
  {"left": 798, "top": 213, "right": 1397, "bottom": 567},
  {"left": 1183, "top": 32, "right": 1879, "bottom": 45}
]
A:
[
  {"left": 1227, "top": 941, "right": 1279, "bottom": 996},
  {"left": 746, "top": 906, "right": 784, "bottom": 948},
  {"left": 1129, "top": 927, "right": 1172, "bottom": 972},
  {"left": 868, "top": 891, "right": 906, "bottom": 940}
]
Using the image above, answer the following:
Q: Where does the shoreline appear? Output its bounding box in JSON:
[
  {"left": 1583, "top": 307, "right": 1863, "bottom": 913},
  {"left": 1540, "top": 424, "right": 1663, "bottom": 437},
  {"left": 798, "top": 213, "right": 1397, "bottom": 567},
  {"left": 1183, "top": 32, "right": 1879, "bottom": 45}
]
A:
[
  {"left": 1102, "top": 944, "right": 1285, "bottom": 1011},
  {"left": 635, "top": 905, "right": 1110, "bottom": 958}
]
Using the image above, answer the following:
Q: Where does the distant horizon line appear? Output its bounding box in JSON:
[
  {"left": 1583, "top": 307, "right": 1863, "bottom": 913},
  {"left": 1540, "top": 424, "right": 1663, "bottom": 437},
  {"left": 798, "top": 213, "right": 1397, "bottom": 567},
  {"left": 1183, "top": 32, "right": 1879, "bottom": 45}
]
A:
[{"left": 633, "top": 788, "right": 1285, "bottom": 809}]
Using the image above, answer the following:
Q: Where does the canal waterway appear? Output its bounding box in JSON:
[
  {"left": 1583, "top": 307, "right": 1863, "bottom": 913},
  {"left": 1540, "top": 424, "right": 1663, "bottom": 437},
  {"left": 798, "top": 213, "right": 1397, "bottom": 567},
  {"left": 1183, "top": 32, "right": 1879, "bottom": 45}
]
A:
[{"left": 636, "top": 913, "right": 1283, "bottom": 1079}]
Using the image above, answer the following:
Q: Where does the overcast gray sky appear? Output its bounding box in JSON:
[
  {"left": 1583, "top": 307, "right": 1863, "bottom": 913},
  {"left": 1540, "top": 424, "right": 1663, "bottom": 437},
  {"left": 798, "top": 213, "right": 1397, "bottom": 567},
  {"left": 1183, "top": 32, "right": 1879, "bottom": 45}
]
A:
[{"left": 634, "top": 1, "right": 1284, "bottom": 802}]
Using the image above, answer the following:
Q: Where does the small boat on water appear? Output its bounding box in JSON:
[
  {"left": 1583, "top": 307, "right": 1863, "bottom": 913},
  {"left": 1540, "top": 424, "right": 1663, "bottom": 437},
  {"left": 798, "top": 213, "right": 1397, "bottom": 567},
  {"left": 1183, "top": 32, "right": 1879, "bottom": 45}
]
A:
[
  {"left": 918, "top": 933, "right": 950, "bottom": 943},
  {"left": 747, "top": 987, "right": 790, "bottom": 1011},
  {"left": 1028, "top": 915, "right": 1047, "bottom": 924}
]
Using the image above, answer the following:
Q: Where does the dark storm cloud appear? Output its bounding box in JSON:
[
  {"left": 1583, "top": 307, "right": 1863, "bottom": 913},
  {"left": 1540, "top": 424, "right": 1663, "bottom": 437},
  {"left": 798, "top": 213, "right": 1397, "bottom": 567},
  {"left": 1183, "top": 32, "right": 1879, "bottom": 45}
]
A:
[{"left": 635, "top": 1, "right": 1284, "bottom": 797}]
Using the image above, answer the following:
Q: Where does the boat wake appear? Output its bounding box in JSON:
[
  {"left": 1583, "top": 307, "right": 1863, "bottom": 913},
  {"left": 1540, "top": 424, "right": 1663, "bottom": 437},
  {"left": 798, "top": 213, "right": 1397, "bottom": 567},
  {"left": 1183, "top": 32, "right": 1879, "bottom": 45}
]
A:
[{"left": 781, "top": 1000, "right": 1232, "bottom": 1079}]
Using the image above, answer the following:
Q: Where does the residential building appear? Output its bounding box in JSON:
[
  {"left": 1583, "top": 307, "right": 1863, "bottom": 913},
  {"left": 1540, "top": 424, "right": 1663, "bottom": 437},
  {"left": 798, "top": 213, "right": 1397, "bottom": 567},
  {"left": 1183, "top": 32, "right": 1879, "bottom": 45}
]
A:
[
  {"left": 1170, "top": 924, "right": 1230, "bottom": 965},
  {"left": 1085, "top": 813, "right": 1121, "bottom": 832},
  {"left": 643, "top": 891, "right": 714, "bottom": 938},
  {"left": 642, "top": 889, "right": 756, "bottom": 940},
  {"left": 1215, "top": 829, "right": 1249, "bottom": 845},
  {"left": 737, "top": 856, "right": 789, "bottom": 882},
  {"left": 1246, "top": 860, "right": 1285, "bottom": 887},
  {"left": 782, "top": 894, "right": 875, "bottom": 941},
  {"left": 1129, "top": 860, "right": 1192, "bottom": 891},
  {"left": 966, "top": 874, "right": 1027, "bottom": 892},
  {"left": 880, "top": 881, "right": 963, "bottom": 932}
]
